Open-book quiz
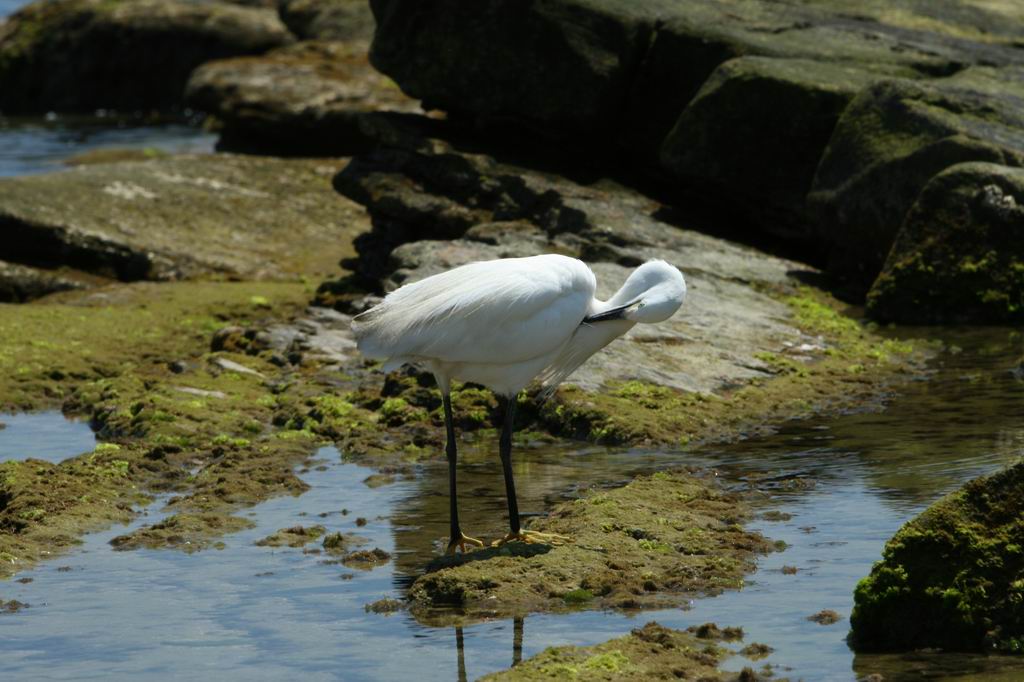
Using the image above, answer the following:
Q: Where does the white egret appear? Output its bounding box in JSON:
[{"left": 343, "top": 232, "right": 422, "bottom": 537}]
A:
[{"left": 351, "top": 255, "right": 687, "bottom": 553}]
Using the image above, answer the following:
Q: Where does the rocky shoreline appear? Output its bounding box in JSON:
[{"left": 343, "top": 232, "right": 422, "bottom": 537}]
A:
[{"left": 1, "top": 0, "right": 1022, "bottom": 676}]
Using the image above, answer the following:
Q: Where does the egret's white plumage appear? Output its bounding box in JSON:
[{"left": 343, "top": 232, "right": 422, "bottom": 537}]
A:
[
  {"left": 351, "top": 254, "right": 687, "bottom": 553},
  {"left": 353, "top": 254, "right": 686, "bottom": 396}
]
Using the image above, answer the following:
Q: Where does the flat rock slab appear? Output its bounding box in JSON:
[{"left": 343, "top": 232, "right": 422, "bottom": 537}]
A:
[
  {"left": 186, "top": 40, "right": 421, "bottom": 154},
  {"left": 0, "top": 0, "right": 292, "bottom": 113},
  {"left": 0, "top": 153, "right": 370, "bottom": 281}
]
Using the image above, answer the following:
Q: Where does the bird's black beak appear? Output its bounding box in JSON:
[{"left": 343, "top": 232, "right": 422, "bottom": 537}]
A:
[{"left": 583, "top": 300, "right": 641, "bottom": 324}]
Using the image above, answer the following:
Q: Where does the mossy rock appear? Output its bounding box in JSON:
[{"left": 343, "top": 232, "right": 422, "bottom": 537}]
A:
[
  {"left": 809, "top": 67, "right": 1024, "bottom": 294},
  {"left": 660, "top": 56, "right": 890, "bottom": 239},
  {"left": 255, "top": 524, "right": 327, "bottom": 548},
  {"left": 184, "top": 40, "right": 419, "bottom": 156},
  {"left": 0, "top": 0, "right": 292, "bottom": 114},
  {"left": 851, "top": 461, "right": 1024, "bottom": 653},
  {"left": 109, "top": 513, "right": 255, "bottom": 553},
  {"left": 278, "top": 0, "right": 375, "bottom": 42},
  {"left": 867, "top": 162, "right": 1024, "bottom": 324}
]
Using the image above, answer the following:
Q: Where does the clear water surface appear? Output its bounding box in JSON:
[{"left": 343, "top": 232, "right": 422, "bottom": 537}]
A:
[{"left": 0, "top": 411, "right": 96, "bottom": 463}]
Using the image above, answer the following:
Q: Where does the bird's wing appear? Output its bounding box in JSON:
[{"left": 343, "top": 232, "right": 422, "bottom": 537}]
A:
[
  {"left": 352, "top": 254, "right": 596, "bottom": 366},
  {"left": 535, "top": 319, "right": 632, "bottom": 397}
]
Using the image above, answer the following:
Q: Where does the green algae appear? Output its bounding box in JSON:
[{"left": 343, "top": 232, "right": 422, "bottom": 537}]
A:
[
  {"left": 255, "top": 524, "right": 327, "bottom": 548},
  {"left": 0, "top": 281, "right": 308, "bottom": 411},
  {"left": 109, "top": 513, "right": 255, "bottom": 553},
  {"left": 851, "top": 461, "right": 1024, "bottom": 653},
  {"left": 0, "top": 281, "right": 323, "bottom": 576},
  {"left": 481, "top": 622, "right": 731, "bottom": 681}
]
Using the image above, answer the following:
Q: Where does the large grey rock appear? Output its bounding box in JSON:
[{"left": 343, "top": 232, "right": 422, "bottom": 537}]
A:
[
  {"left": 185, "top": 40, "right": 420, "bottom": 155},
  {"left": 0, "top": 154, "right": 369, "bottom": 281},
  {"left": 0, "top": 0, "right": 293, "bottom": 114},
  {"left": 809, "top": 67, "right": 1024, "bottom": 293},
  {"left": 867, "top": 163, "right": 1024, "bottom": 324}
]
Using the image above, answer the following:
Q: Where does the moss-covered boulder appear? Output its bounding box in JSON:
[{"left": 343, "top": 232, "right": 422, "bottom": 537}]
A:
[
  {"left": 809, "top": 67, "right": 1024, "bottom": 293},
  {"left": 851, "top": 461, "right": 1024, "bottom": 653},
  {"left": 185, "top": 40, "right": 419, "bottom": 155},
  {"left": 0, "top": 153, "right": 367, "bottom": 282},
  {"left": 0, "top": 0, "right": 292, "bottom": 114},
  {"left": 660, "top": 56, "right": 888, "bottom": 239},
  {"left": 867, "top": 163, "right": 1024, "bottom": 324},
  {"left": 278, "top": 0, "right": 374, "bottom": 42}
]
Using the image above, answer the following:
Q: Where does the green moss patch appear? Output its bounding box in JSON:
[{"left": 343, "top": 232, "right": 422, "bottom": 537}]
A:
[
  {"left": 481, "top": 622, "right": 732, "bottom": 681},
  {"left": 0, "top": 281, "right": 326, "bottom": 576},
  {"left": 109, "top": 513, "right": 255, "bottom": 553},
  {"left": 255, "top": 524, "right": 327, "bottom": 548}
]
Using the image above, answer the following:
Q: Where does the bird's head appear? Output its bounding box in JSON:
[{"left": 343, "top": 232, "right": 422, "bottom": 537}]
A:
[{"left": 610, "top": 260, "right": 687, "bottom": 324}]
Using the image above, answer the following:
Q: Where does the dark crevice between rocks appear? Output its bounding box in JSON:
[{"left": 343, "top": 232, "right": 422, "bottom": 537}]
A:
[{"left": 0, "top": 215, "right": 157, "bottom": 285}]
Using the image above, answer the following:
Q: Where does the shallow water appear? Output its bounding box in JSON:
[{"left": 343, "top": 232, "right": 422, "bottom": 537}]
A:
[
  {"left": 0, "top": 0, "right": 26, "bottom": 18},
  {"left": 0, "top": 114, "right": 218, "bottom": 177},
  {"left": 0, "top": 330, "right": 1021, "bottom": 681},
  {"left": 1, "top": 2, "right": 218, "bottom": 176},
  {"left": 0, "top": 411, "right": 96, "bottom": 463}
]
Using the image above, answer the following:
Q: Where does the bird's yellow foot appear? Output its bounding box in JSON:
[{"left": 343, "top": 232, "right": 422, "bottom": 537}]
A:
[
  {"left": 446, "top": 532, "right": 484, "bottom": 554},
  {"left": 492, "top": 530, "right": 571, "bottom": 547}
]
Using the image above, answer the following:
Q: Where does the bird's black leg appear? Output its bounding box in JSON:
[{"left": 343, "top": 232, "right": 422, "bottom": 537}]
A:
[
  {"left": 497, "top": 394, "right": 521, "bottom": 535},
  {"left": 493, "top": 394, "right": 570, "bottom": 547},
  {"left": 444, "top": 391, "right": 482, "bottom": 554}
]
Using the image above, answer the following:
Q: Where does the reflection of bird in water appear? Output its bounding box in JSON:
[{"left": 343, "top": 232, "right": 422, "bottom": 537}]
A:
[
  {"left": 353, "top": 255, "right": 687, "bottom": 553},
  {"left": 455, "top": 616, "right": 524, "bottom": 681}
]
